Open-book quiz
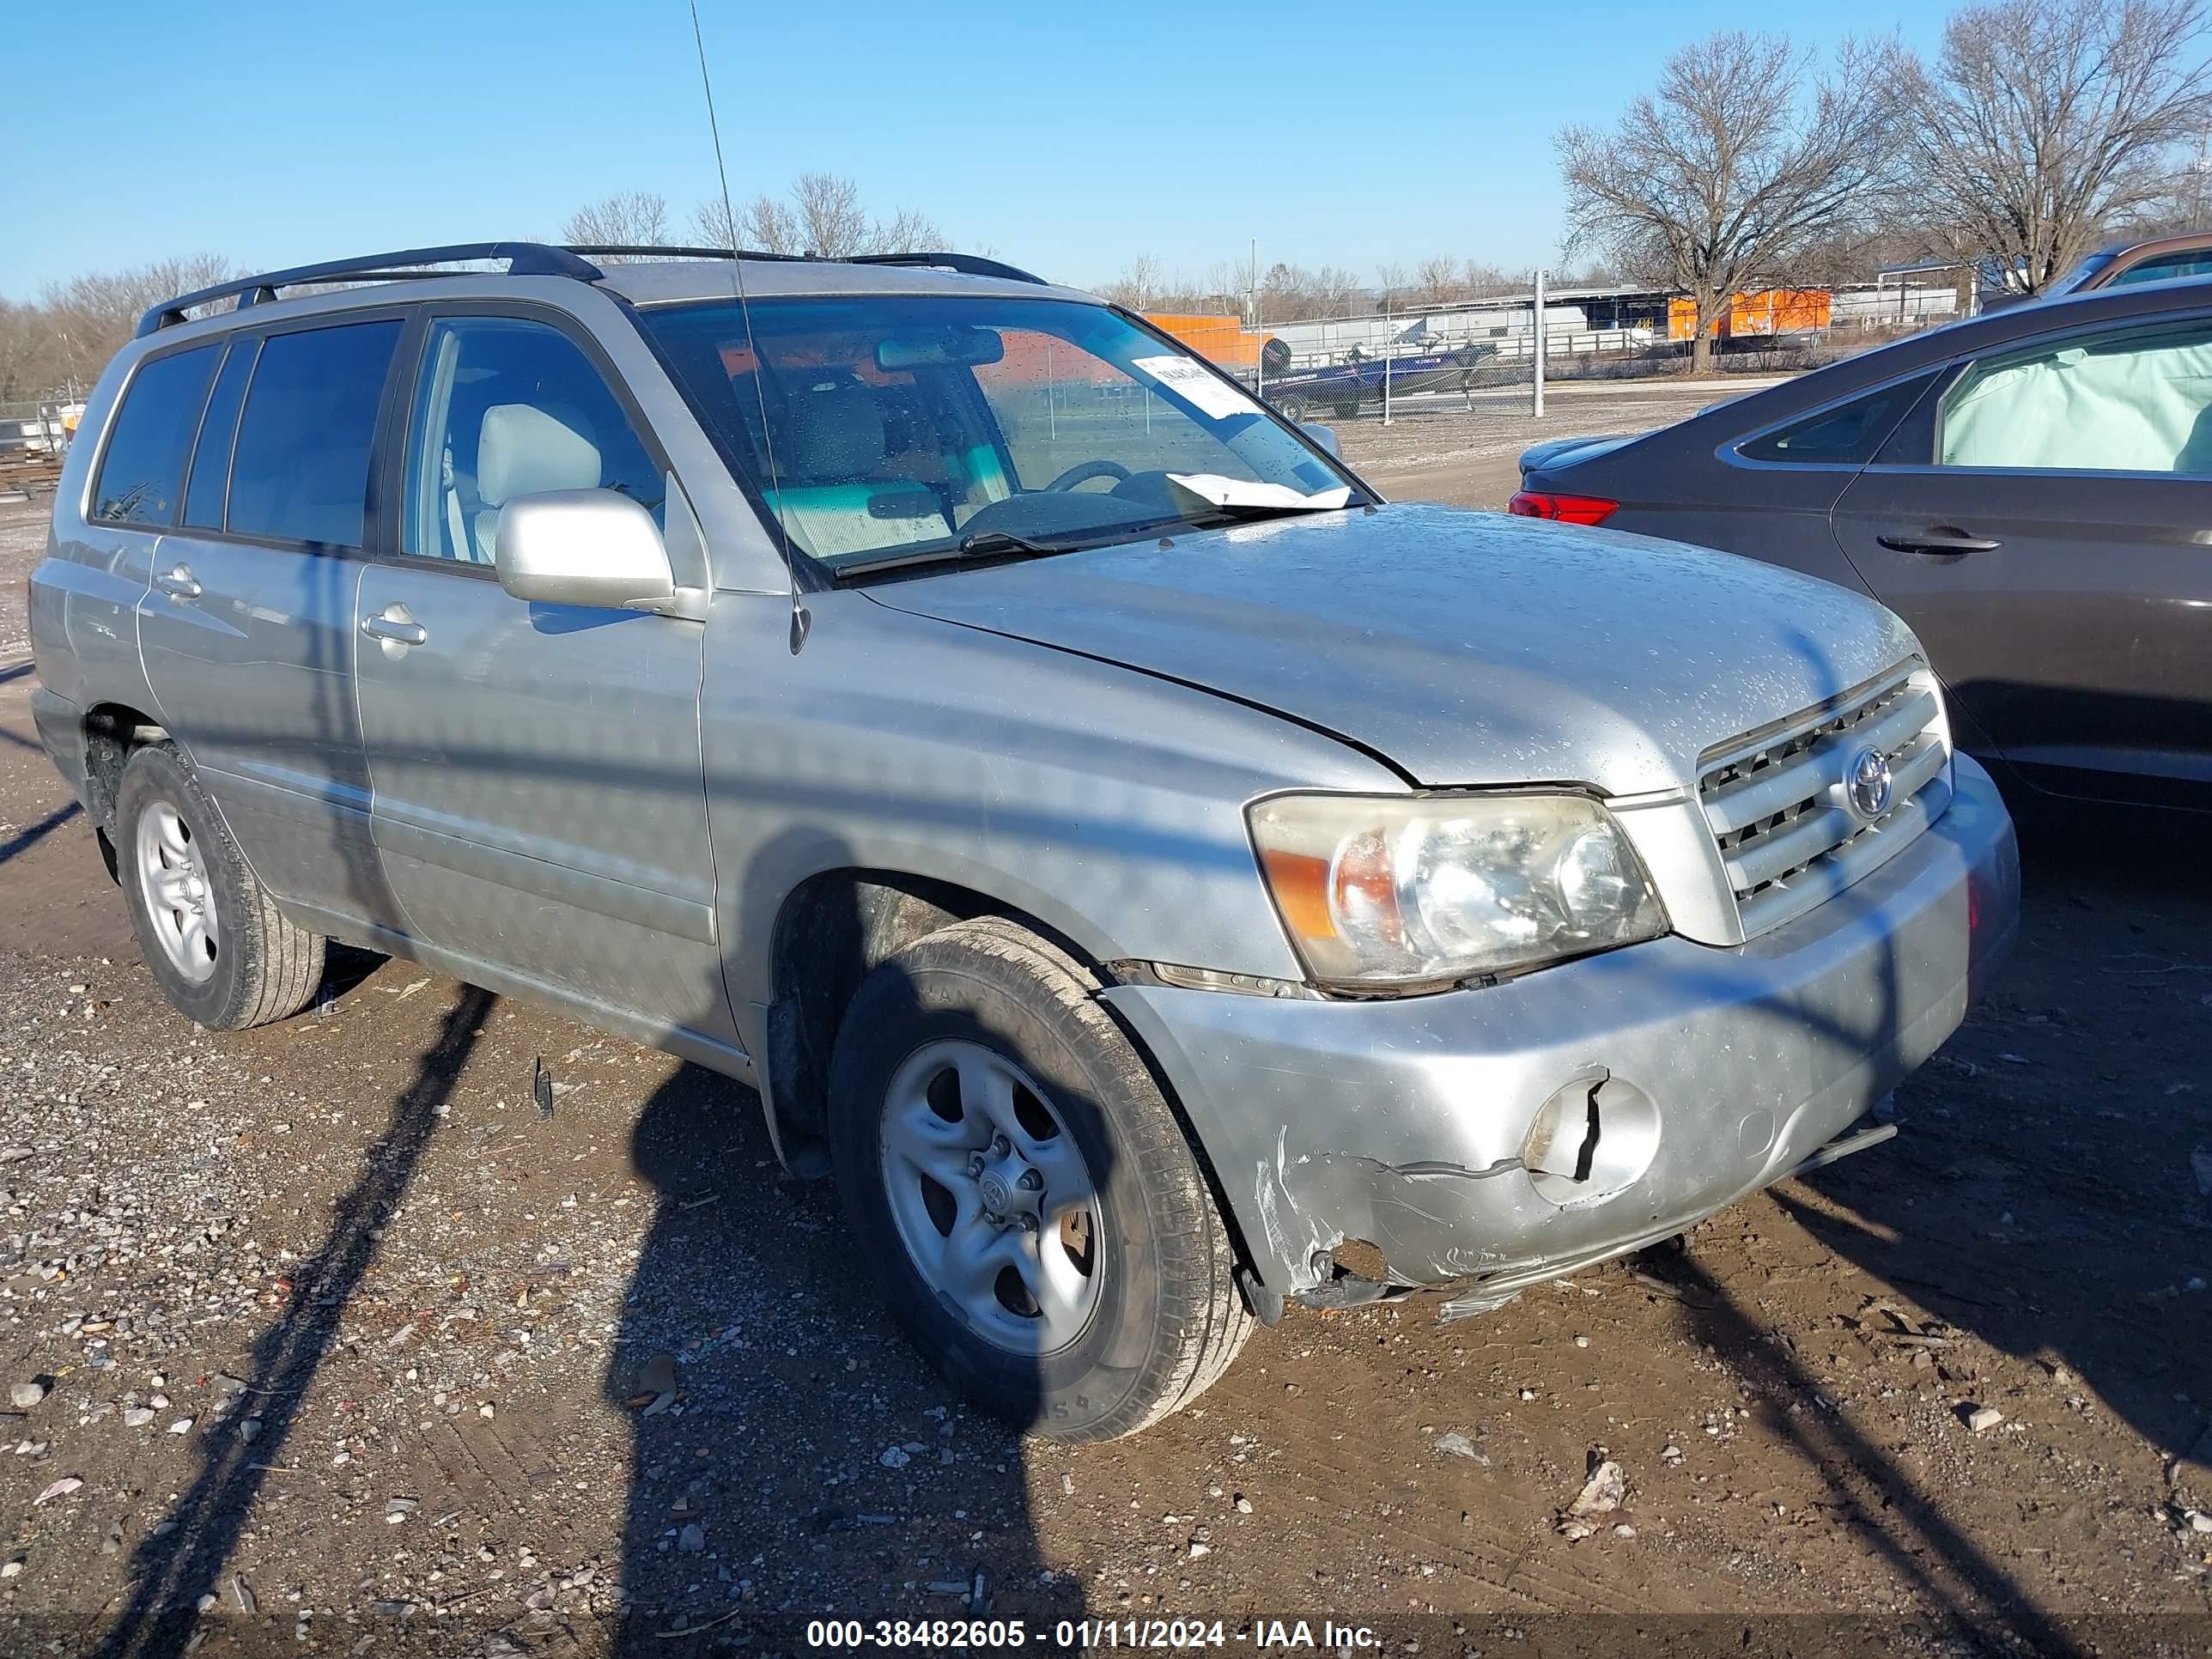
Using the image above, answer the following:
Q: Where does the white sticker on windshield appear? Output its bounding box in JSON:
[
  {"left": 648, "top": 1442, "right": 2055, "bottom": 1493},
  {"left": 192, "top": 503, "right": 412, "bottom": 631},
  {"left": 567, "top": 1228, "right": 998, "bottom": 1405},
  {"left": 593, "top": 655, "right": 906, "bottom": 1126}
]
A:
[{"left": 1132, "top": 355, "right": 1260, "bottom": 422}]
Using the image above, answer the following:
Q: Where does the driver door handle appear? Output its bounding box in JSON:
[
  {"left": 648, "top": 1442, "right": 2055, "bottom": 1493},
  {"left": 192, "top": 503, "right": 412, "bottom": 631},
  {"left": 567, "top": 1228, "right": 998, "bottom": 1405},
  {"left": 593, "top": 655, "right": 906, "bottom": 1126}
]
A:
[
  {"left": 154, "top": 562, "right": 202, "bottom": 599},
  {"left": 362, "top": 605, "right": 428, "bottom": 647},
  {"left": 1876, "top": 528, "right": 2002, "bottom": 556}
]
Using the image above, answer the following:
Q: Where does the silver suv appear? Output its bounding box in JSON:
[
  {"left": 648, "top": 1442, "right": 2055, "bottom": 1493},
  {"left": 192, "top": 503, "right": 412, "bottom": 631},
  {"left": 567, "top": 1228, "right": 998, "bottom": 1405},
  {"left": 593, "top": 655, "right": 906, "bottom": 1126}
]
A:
[{"left": 29, "top": 243, "right": 2019, "bottom": 1440}]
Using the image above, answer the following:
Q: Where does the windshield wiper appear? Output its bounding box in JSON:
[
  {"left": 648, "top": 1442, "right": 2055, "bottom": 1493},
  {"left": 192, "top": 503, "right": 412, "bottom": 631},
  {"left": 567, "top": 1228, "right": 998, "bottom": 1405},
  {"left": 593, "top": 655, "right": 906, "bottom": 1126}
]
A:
[
  {"left": 956, "top": 527, "right": 1060, "bottom": 557},
  {"left": 832, "top": 526, "right": 1073, "bottom": 580}
]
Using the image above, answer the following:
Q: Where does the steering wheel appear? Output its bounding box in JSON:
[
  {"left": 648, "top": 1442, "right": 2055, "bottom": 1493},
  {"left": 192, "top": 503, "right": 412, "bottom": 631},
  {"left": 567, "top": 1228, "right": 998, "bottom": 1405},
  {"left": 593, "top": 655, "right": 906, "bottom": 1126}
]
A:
[{"left": 1043, "top": 459, "right": 1133, "bottom": 492}]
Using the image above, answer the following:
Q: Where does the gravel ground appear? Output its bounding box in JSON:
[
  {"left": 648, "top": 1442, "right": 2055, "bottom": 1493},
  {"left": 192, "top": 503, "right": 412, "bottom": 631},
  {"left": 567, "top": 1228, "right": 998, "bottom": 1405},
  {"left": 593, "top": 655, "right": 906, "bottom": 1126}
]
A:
[{"left": 1, "top": 481, "right": 2208, "bottom": 1656}]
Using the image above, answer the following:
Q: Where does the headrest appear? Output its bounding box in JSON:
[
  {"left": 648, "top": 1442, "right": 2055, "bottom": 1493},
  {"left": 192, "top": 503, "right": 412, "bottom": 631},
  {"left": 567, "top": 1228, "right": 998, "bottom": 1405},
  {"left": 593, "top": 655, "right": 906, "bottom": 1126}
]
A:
[
  {"left": 477, "top": 404, "right": 602, "bottom": 507},
  {"left": 781, "top": 376, "right": 884, "bottom": 480}
]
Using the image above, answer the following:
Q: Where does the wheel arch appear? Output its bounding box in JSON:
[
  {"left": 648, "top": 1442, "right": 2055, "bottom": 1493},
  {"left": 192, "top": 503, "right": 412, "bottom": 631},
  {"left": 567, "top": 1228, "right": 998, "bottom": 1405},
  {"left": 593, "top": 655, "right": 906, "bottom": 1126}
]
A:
[
  {"left": 78, "top": 701, "right": 171, "bottom": 878},
  {"left": 762, "top": 867, "right": 1098, "bottom": 1164},
  {"left": 758, "top": 866, "right": 1262, "bottom": 1297}
]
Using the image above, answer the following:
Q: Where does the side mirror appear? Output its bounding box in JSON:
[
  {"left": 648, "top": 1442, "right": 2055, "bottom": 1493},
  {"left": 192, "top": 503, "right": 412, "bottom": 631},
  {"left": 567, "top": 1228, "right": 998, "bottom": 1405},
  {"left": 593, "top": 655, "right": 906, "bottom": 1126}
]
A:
[
  {"left": 494, "top": 489, "right": 676, "bottom": 611},
  {"left": 1300, "top": 421, "right": 1340, "bottom": 456}
]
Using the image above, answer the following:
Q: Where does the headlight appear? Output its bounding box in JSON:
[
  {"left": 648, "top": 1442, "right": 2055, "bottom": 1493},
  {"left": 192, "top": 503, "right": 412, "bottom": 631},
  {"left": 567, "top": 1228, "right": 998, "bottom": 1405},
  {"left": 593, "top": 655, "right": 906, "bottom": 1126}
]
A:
[{"left": 1249, "top": 792, "right": 1668, "bottom": 991}]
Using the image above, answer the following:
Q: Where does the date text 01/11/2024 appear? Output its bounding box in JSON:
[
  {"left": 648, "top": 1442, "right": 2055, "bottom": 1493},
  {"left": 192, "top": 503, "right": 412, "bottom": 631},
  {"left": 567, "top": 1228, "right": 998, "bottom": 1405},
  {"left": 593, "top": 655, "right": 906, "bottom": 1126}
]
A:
[{"left": 803, "top": 1619, "right": 1382, "bottom": 1650}]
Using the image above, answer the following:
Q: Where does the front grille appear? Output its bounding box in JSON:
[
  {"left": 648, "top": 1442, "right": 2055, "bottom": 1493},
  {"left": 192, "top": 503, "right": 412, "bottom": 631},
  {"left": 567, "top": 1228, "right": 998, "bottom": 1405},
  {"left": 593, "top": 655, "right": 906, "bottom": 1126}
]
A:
[{"left": 1698, "top": 661, "right": 1951, "bottom": 939}]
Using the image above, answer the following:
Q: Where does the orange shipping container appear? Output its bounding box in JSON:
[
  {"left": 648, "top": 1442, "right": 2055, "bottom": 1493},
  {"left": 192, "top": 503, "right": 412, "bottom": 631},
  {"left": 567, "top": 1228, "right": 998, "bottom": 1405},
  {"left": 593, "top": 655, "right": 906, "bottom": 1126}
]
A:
[
  {"left": 1668, "top": 289, "right": 1832, "bottom": 341},
  {"left": 1143, "top": 313, "right": 1262, "bottom": 370}
]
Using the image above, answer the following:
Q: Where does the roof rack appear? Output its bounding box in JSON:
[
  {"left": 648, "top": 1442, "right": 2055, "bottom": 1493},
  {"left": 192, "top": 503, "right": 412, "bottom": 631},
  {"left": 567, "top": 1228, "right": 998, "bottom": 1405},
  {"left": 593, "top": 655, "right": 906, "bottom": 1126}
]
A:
[
  {"left": 137, "top": 242, "right": 605, "bottom": 336},
  {"left": 137, "top": 241, "right": 1050, "bottom": 337},
  {"left": 848, "top": 252, "right": 1047, "bottom": 284},
  {"left": 565, "top": 244, "right": 762, "bottom": 263},
  {"left": 568, "top": 245, "right": 1047, "bottom": 284}
]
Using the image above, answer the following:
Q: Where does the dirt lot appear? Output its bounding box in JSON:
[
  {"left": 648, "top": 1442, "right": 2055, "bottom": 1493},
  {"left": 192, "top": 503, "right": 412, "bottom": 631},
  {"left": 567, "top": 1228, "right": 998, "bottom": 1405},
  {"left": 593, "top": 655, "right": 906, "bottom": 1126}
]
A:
[{"left": 0, "top": 464, "right": 2208, "bottom": 1656}]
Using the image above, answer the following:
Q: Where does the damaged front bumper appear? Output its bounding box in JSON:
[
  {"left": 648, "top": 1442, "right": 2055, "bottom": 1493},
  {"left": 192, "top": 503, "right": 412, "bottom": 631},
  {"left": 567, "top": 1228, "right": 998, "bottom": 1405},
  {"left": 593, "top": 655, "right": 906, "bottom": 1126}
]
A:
[{"left": 1103, "top": 755, "right": 2019, "bottom": 1312}]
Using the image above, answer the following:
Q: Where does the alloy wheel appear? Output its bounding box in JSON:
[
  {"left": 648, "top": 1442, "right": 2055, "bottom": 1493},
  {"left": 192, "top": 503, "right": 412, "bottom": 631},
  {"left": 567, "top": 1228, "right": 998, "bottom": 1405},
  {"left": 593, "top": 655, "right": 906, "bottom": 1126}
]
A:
[
  {"left": 878, "top": 1038, "right": 1103, "bottom": 1354},
  {"left": 136, "top": 800, "right": 220, "bottom": 983}
]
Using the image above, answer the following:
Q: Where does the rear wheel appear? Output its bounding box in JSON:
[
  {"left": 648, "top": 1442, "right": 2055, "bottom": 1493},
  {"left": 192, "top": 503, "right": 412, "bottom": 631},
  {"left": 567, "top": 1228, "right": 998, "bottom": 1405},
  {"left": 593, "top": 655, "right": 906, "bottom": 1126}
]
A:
[
  {"left": 115, "top": 744, "right": 325, "bottom": 1030},
  {"left": 829, "top": 917, "right": 1253, "bottom": 1440}
]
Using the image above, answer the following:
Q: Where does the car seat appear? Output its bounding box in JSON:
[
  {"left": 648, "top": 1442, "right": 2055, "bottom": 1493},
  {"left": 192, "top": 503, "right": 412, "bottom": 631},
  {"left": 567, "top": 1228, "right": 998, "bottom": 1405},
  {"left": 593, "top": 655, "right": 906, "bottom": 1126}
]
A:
[
  {"left": 471, "top": 404, "right": 605, "bottom": 564},
  {"left": 763, "top": 374, "right": 953, "bottom": 557}
]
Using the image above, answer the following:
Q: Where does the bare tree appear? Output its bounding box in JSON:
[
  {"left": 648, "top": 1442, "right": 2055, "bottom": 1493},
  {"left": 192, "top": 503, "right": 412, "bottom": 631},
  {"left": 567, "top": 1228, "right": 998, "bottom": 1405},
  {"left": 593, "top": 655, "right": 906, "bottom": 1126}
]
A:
[
  {"left": 1895, "top": 0, "right": 2212, "bottom": 295},
  {"left": 1249, "top": 262, "right": 1352, "bottom": 320},
  {"left": 37, "top": 255, "right": 237, "bottom": 386},
  {"left": 0, "top": 301, "right": 61, "bottom": 402},
  {"left": 1374, "top": 262, "right": 1410, "bottom": 316},
  {"left": 1311, "top": 265, "right": 1360, "bottom": 317},
  {"left": 787, "top": 172, "right": 870, "bottom": 257},
  {"left": 1414, "top": 255, "right": 1464, "bottom": 306},
  {"left": 1100, "top": 253, "right": 1167, "bottom": 309},
  {"left": 694, "top": 174, "right": 942, "bottom": 257},
  {"left": 1556, "top": 32, "right": 1904, "bottom": 370},
  {"left": 691, "top": 192, "right": 799, "bottom": 254},
  {"left": 1460, "top": 259, "right": 1519, "bottom": 298},
  {"left": 562, "top": 191, "right": 672, "bottom": 258},
  {"left": 870, "top": 205, "right": 945, "bottom": 257}
]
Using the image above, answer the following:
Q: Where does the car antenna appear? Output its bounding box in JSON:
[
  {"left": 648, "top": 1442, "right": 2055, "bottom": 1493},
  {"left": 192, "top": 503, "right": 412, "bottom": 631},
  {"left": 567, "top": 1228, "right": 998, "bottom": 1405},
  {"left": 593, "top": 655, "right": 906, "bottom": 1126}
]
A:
[{"left": 688, "top": 0, "right": 810, "bottom": 653}]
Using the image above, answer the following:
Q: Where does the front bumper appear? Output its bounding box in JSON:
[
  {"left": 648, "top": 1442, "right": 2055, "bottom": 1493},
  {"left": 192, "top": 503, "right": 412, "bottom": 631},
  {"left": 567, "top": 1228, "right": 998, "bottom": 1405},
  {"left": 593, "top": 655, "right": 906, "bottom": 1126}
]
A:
[{"left": 1103, "top": 755, "right": 2019, "bottom": 1303}]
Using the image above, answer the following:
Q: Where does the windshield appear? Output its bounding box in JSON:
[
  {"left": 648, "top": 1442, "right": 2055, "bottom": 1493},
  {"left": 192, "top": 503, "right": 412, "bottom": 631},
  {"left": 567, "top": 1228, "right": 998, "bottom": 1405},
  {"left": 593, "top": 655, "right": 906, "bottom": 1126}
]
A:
[{"left": 637, "top": 294, "right": 1360, "bottom": 571}]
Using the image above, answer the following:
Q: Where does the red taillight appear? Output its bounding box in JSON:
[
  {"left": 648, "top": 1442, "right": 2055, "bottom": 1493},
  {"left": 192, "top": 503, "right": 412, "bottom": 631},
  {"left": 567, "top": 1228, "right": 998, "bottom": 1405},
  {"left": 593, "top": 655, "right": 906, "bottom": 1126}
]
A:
[{"left": 1508, "top": 490, "right": 1618, "bottom": 526}]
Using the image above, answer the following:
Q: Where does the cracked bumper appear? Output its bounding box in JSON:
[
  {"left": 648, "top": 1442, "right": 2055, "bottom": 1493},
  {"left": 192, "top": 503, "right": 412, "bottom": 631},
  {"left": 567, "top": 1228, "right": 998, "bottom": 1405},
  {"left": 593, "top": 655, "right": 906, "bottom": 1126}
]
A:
[{"left": 1103, "top": 756, "right": 2019, "bottom": 1301}]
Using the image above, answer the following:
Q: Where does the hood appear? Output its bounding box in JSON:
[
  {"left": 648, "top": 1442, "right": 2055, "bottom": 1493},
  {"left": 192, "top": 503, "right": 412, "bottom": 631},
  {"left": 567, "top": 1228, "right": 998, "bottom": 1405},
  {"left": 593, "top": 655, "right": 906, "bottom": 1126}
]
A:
[
  {"left": 864, "top": 503, "right": 1917, "bottom": 796},
  {"left": 1517, "top": 433, "right": 1636, "bottom": 476}
]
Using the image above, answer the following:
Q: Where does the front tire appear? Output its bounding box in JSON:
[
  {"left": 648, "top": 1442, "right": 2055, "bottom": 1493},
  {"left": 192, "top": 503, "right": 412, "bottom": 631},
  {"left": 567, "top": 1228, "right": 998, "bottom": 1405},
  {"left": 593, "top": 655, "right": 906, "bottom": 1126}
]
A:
[
  {"left": 829, "top": 917, "right": 1253, "bottom": 1441},
  {"left": 114, "top": 744, "right": 326, "bottom": 1030}
]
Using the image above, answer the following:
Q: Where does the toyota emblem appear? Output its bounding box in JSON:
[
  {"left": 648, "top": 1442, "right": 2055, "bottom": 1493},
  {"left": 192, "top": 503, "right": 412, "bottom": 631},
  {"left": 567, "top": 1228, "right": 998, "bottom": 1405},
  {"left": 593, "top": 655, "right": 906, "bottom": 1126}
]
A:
[{"left": 1846, "top": 746, "right": 1896, "bottom": 819}]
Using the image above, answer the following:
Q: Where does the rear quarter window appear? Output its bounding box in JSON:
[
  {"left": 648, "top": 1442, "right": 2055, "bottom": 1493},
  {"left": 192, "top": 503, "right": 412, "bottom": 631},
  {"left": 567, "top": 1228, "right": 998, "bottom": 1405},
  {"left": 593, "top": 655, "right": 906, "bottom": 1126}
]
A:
[
  {"left": 91, "top": 345, "right": 221, "bottom": 526},
  {"left": 1735, "top": 372, "right": 1938, "bottom": 465},
  {"left": 228, "top": 320, "right": 403, "bottom": 550}
]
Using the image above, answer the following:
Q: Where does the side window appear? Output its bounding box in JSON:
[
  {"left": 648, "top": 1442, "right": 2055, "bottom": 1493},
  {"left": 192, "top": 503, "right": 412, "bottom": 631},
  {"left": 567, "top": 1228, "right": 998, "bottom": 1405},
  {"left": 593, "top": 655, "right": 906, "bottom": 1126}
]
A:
[
  {"left": 181, "top": 339, "right": 257, "bottom": 530},
  {"left": 228, "top": 320, "right": 402, "bottom": 549},
  {"left": 401, "top": 317, "right": 662, "bottom": 563},
  {"left": 1735, "top": 373, "right": 1936, "bottom": 465},
  {"left": 91, "top": 345, "right": 219, "bottom": 526},
  {"left": 1938, "top": 319, "right": 2212, "bottom": 474},
  {"left": 2107, "top": 250, "right": 2212, "bottom": 288}
]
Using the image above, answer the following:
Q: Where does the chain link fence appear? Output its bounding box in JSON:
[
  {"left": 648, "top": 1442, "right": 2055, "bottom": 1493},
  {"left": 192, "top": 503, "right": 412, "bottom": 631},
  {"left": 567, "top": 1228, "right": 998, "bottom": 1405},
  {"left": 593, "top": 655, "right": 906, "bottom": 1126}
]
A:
[{"left": 1145, "top": 276, "right": 1965, "bottom": 429}]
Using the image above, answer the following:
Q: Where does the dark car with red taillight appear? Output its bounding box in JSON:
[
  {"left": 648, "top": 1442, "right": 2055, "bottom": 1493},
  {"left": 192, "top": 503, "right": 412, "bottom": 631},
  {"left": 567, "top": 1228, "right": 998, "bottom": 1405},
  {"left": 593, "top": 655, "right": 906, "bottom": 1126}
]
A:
[{"left": 1516, "top": 276, "right": 2212, "bottom": 816}]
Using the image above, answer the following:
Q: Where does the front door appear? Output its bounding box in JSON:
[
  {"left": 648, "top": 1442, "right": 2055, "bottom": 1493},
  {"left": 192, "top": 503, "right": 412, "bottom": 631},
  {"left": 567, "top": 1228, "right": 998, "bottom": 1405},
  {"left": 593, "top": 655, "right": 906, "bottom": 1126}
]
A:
[
  {"left": 1830, "top": 313, "right": 2212, "bottom": 808},
  {"left": 352, "top": 310, "right": 732, "bottom": 1047}
]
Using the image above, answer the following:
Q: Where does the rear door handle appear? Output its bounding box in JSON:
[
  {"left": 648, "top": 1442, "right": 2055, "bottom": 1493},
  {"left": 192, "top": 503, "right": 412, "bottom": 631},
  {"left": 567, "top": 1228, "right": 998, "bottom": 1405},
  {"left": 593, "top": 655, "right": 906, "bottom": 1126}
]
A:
[
  {"left": 154, "top": 562, "right": 202, "bottom": 599},
  {"left": 1876, "top": 529, "right": 2002, "bottom": 556}
]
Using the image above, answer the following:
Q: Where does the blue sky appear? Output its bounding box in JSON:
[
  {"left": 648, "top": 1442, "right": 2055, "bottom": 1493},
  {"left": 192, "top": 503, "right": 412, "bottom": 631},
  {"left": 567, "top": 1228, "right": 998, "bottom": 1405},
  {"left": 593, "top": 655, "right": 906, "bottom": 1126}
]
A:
[{"left": 6, "top": 0, "right": 1948, "bottom": 301}]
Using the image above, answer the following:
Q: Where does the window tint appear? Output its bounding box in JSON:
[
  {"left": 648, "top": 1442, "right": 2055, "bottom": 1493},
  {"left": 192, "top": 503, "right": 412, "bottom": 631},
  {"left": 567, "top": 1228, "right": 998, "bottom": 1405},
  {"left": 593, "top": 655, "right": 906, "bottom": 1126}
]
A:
[
  {"left": 2107, "top": 250, "right": 2212, "bottom": 287},
  {"left": 228, "top": 320, "right": 401, "bottom": 549},
  {"left": 181, "top": 339, "right": 257, "bottom": 530},
  {"left": 1737, "top": 374, "right": 1936, "bottom": 465},
  {"left": 401, "top": 317, "right": 662, "bottom": 563},
  {"left": 91, "top": 346, "right": 219, "bottom": 526},
  {"left": 1938, "top": 319, "right": 2212, "bottom": 474}
]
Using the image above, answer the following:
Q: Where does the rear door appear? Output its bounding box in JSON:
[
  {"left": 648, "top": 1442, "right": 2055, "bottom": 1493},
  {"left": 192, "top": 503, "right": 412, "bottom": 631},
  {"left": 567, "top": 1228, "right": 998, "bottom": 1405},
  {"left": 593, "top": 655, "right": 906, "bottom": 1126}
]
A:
[
  {"left": 136, "top": 315, "right": 403, "bottom": 927},
  {"left": 1829, "top": 313, "right": 2212, "bottom": 808},
  {"left": 350, "top": 305, "right": 731, "bottom": 1046},
  {"left": 71, "top": 340, "right": 221, "bottom": 696}
]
